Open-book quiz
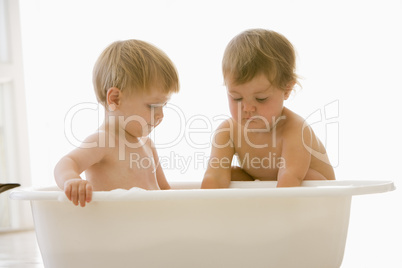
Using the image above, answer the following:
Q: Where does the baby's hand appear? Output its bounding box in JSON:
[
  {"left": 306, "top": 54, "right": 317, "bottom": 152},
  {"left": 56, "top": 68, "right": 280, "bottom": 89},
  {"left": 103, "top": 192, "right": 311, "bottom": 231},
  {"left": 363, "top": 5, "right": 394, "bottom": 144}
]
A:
[{"left": 64, "top": 179, "right": 93, "bottom": 207}]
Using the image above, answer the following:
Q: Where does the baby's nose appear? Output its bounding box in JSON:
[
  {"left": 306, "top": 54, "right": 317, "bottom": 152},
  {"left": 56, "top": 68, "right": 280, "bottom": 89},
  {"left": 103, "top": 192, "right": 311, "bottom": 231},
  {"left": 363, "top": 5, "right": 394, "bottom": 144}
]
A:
[
  {"left": 154, "top": 109, "right": 164, "bottom": 122},
  {"left": 242, "top": 101, "right": 256, "bottom": 112}
]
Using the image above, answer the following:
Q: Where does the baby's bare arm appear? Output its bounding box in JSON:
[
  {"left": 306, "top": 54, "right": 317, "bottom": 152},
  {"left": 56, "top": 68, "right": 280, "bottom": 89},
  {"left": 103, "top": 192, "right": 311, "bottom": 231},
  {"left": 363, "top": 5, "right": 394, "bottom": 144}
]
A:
[
  {"left": 54, "top": 133, "right": 105, "bottom": 206},
  {"left": 201, "top": 120, "right": 235, "bottom": 189},
  {"left": 277, "top": 124, "right": 312, "bottom": 187}
]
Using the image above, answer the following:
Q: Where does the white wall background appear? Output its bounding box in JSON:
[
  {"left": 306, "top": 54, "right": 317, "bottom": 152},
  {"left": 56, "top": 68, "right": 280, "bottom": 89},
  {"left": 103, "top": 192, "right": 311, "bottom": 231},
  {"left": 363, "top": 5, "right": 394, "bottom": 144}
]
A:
[{"left": 18, "top": 0, "right": 402, "bottom": 267}]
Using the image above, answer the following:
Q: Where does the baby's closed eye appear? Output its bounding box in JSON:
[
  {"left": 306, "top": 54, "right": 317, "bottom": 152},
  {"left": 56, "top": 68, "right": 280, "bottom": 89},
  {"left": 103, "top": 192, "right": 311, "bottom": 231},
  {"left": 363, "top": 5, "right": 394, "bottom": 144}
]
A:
[
  {"left": 256, "top": 97, "right": 268, "bottom": 103},
  {"left": 148, "top": 102, "right": 168, "bottom": 109}
]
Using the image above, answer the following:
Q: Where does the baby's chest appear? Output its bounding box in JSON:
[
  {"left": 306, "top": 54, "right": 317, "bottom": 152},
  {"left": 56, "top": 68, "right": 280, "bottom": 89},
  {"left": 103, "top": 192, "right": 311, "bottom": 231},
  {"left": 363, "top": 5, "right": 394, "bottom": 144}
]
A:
[
  {"left": 236, "top": 147, "right": 283, "bottom": 166},
  {"left": 87, "top": 145, "right": 158, "bottom": 190},
  {"left": 125, "top": 146, "right": 155, "bottom": 170},
  {"left": 234, "top": 140, "right": 284, "bottom": 179},
  {"left": 105, "top": 145, "right": 156, "bottom": 176},
  {"left": 109, "top": 146, "right": 158, "bottom": 188}
]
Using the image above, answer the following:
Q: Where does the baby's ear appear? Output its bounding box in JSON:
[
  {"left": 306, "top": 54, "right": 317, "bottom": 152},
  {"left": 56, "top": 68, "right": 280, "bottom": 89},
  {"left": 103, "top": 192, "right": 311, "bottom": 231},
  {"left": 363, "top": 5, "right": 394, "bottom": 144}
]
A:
[
  {"left": 284, "top": 81, "right": 296, "bottom": 100},
  {"left": 106, "top": 87, "right": 121, "bottom": 111}
]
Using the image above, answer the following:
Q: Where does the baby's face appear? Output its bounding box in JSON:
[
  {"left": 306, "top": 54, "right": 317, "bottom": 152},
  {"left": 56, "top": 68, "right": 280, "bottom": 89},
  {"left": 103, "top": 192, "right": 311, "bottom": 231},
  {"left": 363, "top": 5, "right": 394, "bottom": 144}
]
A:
[
  {"left": 226, "top": 73, "right": 290, "bottom": 131},
  {"left": 117, "top": 88, "right": 171, "bottom": 137}
]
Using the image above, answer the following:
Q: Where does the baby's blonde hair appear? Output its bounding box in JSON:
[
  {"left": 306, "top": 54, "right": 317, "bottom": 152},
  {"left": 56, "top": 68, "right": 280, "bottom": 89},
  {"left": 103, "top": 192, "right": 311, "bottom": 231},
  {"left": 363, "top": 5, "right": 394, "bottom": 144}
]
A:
[
  {"left": 222, "top": 29, "right": 298, "bottom": 90},
  {"left": 93, "top": 40, "right": 179, "bottom": 106}
]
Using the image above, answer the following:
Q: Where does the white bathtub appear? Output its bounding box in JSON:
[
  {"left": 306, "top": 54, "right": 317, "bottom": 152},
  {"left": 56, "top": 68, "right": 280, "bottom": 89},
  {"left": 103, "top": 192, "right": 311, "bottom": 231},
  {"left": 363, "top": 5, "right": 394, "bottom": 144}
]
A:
[{"left": 10, "top": 180, "right": 395, "bottom": 268}]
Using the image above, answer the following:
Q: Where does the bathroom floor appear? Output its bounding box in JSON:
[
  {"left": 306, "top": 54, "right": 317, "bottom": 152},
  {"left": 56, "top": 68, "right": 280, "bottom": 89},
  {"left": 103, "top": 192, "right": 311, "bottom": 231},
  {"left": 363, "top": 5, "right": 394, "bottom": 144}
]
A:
[{"left": 0, "top": 230, "right": 43, "bottom": 267}]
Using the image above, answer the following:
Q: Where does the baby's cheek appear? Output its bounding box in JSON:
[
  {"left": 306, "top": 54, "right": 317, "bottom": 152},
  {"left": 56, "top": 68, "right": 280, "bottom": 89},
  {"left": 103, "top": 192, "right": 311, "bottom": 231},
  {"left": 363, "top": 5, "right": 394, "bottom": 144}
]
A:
[{"left": 229, "top": 104, "right": 239, "bottom": 120}]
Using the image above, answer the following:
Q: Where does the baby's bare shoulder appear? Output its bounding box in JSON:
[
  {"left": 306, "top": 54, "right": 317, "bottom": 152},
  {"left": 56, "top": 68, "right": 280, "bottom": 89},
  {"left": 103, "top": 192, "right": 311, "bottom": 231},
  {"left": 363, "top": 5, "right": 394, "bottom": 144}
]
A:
[
  {"left": 282, "top": 108, "right": 306, "bottom": 133},
  {"left": 75, "top": 131, "right": 108, "bottom": 150},
  {"left": 65, "top": 131, "right": 110, "bottom": 166},
  {"left": 212, "top": 118, "right": 235, "bottom": 147},
  {"left": 82, "top": 131, "right": 103, "bottom": 142},
  {"left": 76, "top": 131, "right": 115, "bottom": 156},
  {"left": 282, "top": 108, "right": 324, "bottom": 148},
  {"left": 216, "top": 118, "right": 235, "bottom": 130},
  {"left": 214, "top": 118, "right": 236, "bottom": 138}
]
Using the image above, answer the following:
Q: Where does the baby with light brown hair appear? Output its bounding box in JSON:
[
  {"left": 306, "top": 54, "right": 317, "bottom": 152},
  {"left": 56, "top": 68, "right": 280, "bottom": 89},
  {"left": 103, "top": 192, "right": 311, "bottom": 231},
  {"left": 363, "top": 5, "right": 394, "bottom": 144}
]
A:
[
  {"left": 202, "top": 29, "right": 335, "bottom": 188},
  {"left": 55, "top": 40, "right": 179, "bottom": 206}
]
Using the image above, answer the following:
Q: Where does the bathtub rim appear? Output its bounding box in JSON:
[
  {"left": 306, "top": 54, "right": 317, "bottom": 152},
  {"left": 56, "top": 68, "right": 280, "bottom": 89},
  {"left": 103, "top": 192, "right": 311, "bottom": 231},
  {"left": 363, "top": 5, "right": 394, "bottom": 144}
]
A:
[{"left": 9, "top": 180, "right": 395, "bottom": 202}]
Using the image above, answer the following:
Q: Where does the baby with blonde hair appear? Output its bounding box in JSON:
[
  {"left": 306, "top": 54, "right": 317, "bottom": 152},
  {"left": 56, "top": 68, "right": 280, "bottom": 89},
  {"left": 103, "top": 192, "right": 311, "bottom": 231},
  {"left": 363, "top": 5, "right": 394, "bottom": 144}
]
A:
[
  {"left": 55, "top": 40, "right": 179, "bottom": 206},
  {"left": 202, "top": 29, "right": 335, "bottom": 188}
]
